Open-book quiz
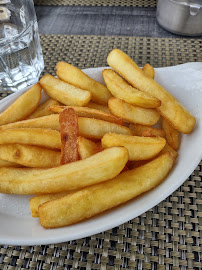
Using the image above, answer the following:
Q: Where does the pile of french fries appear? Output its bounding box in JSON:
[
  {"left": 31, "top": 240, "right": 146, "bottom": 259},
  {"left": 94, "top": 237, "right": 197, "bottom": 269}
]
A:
[{"left": 0, "top": 49, "right": 196, "bottom": 229}]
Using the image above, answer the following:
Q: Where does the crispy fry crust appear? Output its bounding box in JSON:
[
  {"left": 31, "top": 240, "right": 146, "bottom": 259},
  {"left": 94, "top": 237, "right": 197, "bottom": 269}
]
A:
[
  {"left": 0, "top": 84, "right": 41, "bottom": 125},
  {"left": 102, "top": 133, "right": 166, "bottom": 161},
  {"left": 0, "top": 147, "right": 128, "bottom": 194},
  {"left": 27, "top": 99, "right": 60, "bottom": 119},
  {"left": 0, "top": 128, "right": 61, "bottom": 149},
  {"left": 102, "top": 69, "right": 160, "bottom": 108},
  {"left": 56, "top": 62, "right": 112, "bottom": 105},
  {"left": 59, "top": 108, "right": 79, "bottom": 164},
  {"left": 49, "top": 105, "right": 124, "bottom": 125},
  {"left": 40, "top": 74, "right": 91, "bottom": 106},
  {"left": 162, "top": 118, "right": 180, "bottom": 150},
  {"left": 107, "top": 49, "right": 196, "bottom": 133},
  {"left": 129, "top": 123, "right": 165, "bottom": 137},
  {"left": 108, "top": 97, "right": 160, "bottom": 126},
  {"left": 142, "top": 63, "right": 155, "bottom": 79},
  {"left": 0, "top": 144, "right": 61, "bottom": 168},
  {"left": 39, "top": 153, "right": 174, "bottom": 228}
]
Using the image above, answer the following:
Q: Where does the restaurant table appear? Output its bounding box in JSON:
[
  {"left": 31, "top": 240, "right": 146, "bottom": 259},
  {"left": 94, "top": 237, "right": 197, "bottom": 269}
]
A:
[{"left": 0, "top": 1, "right": 202, "bottom": 269}]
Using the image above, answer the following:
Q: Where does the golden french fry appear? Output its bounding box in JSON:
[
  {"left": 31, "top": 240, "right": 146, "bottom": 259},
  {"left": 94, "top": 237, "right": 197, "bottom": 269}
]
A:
[
  {"left": 56, "top": 62, "right": 112, "bottom": 105},
  {"left": 0, "top": 147, "right": 128, "bottom": 195},
  {"left": 129, "top": 123, "right": 165, "bottom": 138},
  {"left": 27, "top": 99, "right": 60, "bottom": 119},
  {"left": 30, "top": 191, "right": 73, "bottom": 217},
  {"left": 0, "top": 159, "right": 21, "bottom": 168},
  {"left": 0, "top": 115, "right": 131, "bottom": 139},
  {"left": 87, "top": 101, "right": 111, "bottom": 114},
  {"left": 162, "top": 118, "right": 180, "bottom": 150},
  {"left": 108, "top": 97, "right": 160, "bottom": 126},
  {"left": 142, "top": 63, "right": 155, "bottom": 79},
  {"left": 78, "top": 117, "right": 132, "bottom": 139},
  {"left": 50, "top": 105, "right": 124, "bottom": 125},
  {"left": 39, "top": 152, "right": 174, "bottom": 228},
  {"left": 102, "top": 133, "right": 166, "bottom": 161},
  {"left": 107, "top": 49, "right": 196, "bottom": 134},
  {"left": 0, "top": 144, "right": 61, "bottom": 168},
  {"left": 0, "top": 114, "right": 60, "bottom": 131},
  {"left": 159, "top": 143, "right": 178, "bottom": 159},
  {"left": 0, "top": 128, "right": 61, "bottom": 149},
  {"left": 0, "top": 84, "right": 41, "bottom": 126},
  {"left": 40, "top": 74, "right": 91, "bottom": 106},
  {"left": 78, "top": 137, "right": 103, "bottom": 159},
  {"left": 102, "top": 69, "right": 160, "bottom": 108},
  {"left": 59, "top": 108, "right": 79, "bottom": 164}
]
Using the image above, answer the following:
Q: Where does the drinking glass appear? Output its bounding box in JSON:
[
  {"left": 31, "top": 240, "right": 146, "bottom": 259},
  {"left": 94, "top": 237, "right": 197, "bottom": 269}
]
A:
[{"left": 0, "top": 0, "right": 44, "bottom": 91}]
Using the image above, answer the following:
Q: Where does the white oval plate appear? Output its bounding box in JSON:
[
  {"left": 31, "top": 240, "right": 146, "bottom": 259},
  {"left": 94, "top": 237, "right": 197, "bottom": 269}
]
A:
[{"left": 0, "top": 63, "right": 202, "bottom": 246}]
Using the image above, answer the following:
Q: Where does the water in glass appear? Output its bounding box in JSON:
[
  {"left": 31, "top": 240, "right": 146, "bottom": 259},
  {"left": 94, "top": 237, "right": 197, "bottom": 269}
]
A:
[{"left": 0, "top": 0, "right": 44, "bottom": 91}]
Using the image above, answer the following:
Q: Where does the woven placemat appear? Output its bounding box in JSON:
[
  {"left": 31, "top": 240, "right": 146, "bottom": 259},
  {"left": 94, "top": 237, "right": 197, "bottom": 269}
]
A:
[
  {"left": 0, "top": 35, "right": 202, "bottom": 270},
  {"left": 34, "top": 0, "right": 157, "bottom": 7}
]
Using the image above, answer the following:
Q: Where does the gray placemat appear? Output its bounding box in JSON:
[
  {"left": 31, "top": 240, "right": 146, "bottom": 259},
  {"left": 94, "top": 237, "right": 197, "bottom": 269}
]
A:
[
  {"left": 0, "top": 35, "right": 201, "bottom": 270},
  {"left": 34, "top": 0, "right": 157, "bottom": 7}
]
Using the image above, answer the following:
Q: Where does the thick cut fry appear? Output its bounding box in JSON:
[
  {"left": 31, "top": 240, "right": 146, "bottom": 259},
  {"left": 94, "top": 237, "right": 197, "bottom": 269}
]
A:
[
  {"left": 0, "top": 84, "right": 41, "bottom": 126},
  {"left": 56, "top": 62, "right": 112, "bottom": 105},
  {"left": 0, "top": 147, "right": 128, "bottom": 194},
  {"left": 0, "top": 115, "right": 131, "bottom": 139},
  {"left": 27, "top": 99, "right": 60, "bottom": 119},
  {"left": 129, "top": 123, "right": 165, "bottom": 138},
  {"left": 87, "top": 101, "right": 111, "bottom": 114},
  {"left": 0, "top": 159, "right": 20, "bottom": 168},
  {"left": 0, "top": 144, "right": 61, "bottom": 168},
  {"left": 0, "top": 114, "right": 60, "bottom": 131},
  {"left": 108, "top": 97, "right": 160, "bottom": 126},
  {"left": 78, "top": 137, "right": 103, "bottom": 159},
  {"left": 162, "top": 118, "right": 180, "bottom": 150},
  {"left": 40, "top": 74, "right": 91, "bottom": 106},
  {"left": 102, "top": 69, "right": 160, "bottom": 108},
  {"left": 59, "top": 108, "right": 79, "bottom": 164},
  {"left": 39, "top": 153, "right": 174, "bottom": 228},
  {"left": 30, "top": 192, "right": 73, "bottom": 217},
  {"left": 159, "top": 143, "right": 178, "bottom": 159},
  {"left": 102, "top": 133, "right": 166, "bottom": 161},
  {"left": 78, "top": 117, "right": 132, "bottom": 139},
  {"left": 107, "top": 49, "right": 196, "bottom": 134},
  {"left": 142, "top": 63, "right": 155, "bottom": 79},
  {"left": 49, "top": 105, "right": 124, "bottom": 125},
  {"left": 0, "top": 128, "right": 61, "bottom": 149}
]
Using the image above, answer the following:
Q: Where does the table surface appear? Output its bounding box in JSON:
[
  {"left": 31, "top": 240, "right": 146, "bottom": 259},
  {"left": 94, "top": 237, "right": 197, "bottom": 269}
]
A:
[{"left": 35, "top": 5, "right": 202, "bottom": 38}]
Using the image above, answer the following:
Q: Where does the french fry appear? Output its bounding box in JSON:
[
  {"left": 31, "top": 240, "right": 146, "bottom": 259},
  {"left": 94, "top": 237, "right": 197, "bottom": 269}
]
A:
[
  {"left": 0, "top": 144, "right": 61, "bottom": 168},
  {"left": 59, "top": 108, "right": 79, "bottom": 164},
  {"left": 162, "top": 118, "right": 180, "bottom": 150},
  {"left": 0, "top": 147, "right": 128, "bottom": 194},
  {"left": 27, "top": 99, "right": 60, "bottom": 119},
  {"left": 107, "top": 49, "right": 196, "bottom": 134},
  {"left": 56, "top": 62, "right": 112, "bottom": 105},
  {"left": 142, "top": 63, "right": 155, "bottom": 79},
  {"left": 102, "top": 69, "right": 160, "bottom": 108},
  {"left": 0, "top": 128, "right": 61, "bottom": 149},
  {"left": 49, "top": 105, "right": 124, "bottom": 125},
  {"left": 0, "top": 114, "right": 60, "bottom": 131},
  {"left": 102, "top": 133, "right": 166, "bottom": 161},
  {"left": 159, "top": 143, "right": 178, "bottom": 159},
  {"left": 129, "top": 124, "right": 165, "bottom": 138},
  {"left": 78, "top": 137, "right": 103, "bottom": 159},
  {"left": 78, "top": 117, "right": 132, "bottom": 139},
  {"left": 39, "top": 152, "right": 174, "bottom": 228},
  {"left": 0, "top": 115, "right": 131, "bottom": 139},
  {"left": 40, "top": 74, "right": 91, "bottom": 106},
  {"left": 108, "top": 97, "right": 160, "bottom": 126},
  {"left": 30, "top": 191, "right": 73, "bottom": 217},
  {"left": 0, "top": 84, "right": 41, "bottom": 126},
  {"left": 87, "top": 101, "right": 111, "bottom": 114},
  {"left": 0, "top": 159, "right": 21, "bottom": 168}
]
